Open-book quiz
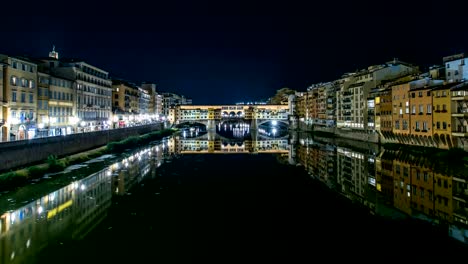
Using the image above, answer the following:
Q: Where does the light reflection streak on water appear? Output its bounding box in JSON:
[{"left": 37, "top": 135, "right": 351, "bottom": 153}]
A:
[{"left": 0, "top": 142, "right": 168, "bottom": 264}]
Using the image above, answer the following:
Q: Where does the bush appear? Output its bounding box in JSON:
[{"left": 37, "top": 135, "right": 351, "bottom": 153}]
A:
[
  {"left": 28, "top": 166, "right": 47, "bottom": 179},
  {"left": 0, "top": 172, "right": 27, "bottom": 190},
  {"left": 46, "top": 155, "right": 67, "bottom": 172}
]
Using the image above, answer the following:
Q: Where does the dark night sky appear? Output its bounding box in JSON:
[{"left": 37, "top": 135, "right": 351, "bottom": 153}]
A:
[{"left": 1, "top": 0, "right": 467, "bottom": 104}]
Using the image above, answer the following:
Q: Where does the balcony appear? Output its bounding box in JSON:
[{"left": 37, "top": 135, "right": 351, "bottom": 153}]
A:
[
  {"left": 454, "top": 189, "right": 468, "bottom": 202},
  {"left": 452, "top": 129, "right": 468, "bottom": 137},
  {"left": 452, "top": 95, "right": 468, "bottom": 101},
  {"left": 452, "top": 113, "right": 468, "bottom": 118}
]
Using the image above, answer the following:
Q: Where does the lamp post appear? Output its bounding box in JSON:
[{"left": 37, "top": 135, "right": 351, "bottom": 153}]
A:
[
  {"left": 80, "top": 121, "right": 86, "bottom": 133},
  {"left": 49, "top": 117, "right": 57, "bottom": 136},
  {"left": 69, "top": 116, "right": 80, "bottom": 134}
]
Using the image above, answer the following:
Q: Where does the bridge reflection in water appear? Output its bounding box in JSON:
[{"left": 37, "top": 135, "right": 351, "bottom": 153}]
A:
[{"left": 0, "top": 133, "right": 468, "bottom": 263}]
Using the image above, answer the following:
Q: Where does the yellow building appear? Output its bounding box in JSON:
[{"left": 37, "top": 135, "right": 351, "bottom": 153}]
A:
[
  {"left": 391, "top": 82, "right": 411, "bottom": 142},
  {"left": 409, "top": 86, "right": 433, "bottom": 146},
  {"left": 432, "top": 84, "right": 455, "bottom": 148},
  {"left": 47, "top": 75, "right": 75, "bottom": 135},
  {"left": 0, "top": 55, "right": 38, "bottom": 141},
  {"left": 37, "top": 72, "right": 50, "bottom": 137},
  {"left": 111, "top": 79, "right": 139, "bottom": 127}
]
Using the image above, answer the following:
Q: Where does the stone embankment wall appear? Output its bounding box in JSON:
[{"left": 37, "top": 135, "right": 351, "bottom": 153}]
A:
[
  {"left": 0, "top": 123, "right": 163, "bottom": 171},
  {"left": 309, "top": 126, "right": 380, "bottom": 144}
]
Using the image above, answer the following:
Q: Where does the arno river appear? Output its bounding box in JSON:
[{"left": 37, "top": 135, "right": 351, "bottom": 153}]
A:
[{"left": 1, "top": 128, "right": 468, "bottom": 263}]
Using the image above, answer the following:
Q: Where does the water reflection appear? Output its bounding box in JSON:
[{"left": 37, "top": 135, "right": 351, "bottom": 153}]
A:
[
  {"left": 0, "top": 142, "right": 168, "bottom": 264},
  {"left": 295, "top": 133, "right": 468, "bottom": 244},
  {"left": 170, "top": 136, "right": 290, "bottom": 154}
]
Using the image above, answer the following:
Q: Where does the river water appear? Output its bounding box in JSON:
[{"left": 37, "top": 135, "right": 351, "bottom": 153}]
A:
[{"left": 1, "top": 131, "right": 468, "bottom": 263}]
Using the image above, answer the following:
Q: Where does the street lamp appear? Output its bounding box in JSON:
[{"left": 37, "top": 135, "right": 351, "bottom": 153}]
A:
[
  {"left": 80, "top": 121, "right": 86, "bottom": 133},
  {"left": 69, "top": 116, "right": 80, "bottom": 134},
  {"left": 50, "top": 117, "right": 57, "bottom": 136}
]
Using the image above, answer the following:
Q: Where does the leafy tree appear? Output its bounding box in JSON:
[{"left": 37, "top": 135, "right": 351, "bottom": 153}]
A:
[{"left": 269, "top": 87, "right": 296, "bottom": 104}]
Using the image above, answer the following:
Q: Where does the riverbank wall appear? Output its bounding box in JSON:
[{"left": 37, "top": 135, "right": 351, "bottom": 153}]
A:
[
  {"left": 0, "top": 123, "right": 164, "bottom": 172},
  {"left": 295, "top": 123, "right": 380, "bottom": 144}
]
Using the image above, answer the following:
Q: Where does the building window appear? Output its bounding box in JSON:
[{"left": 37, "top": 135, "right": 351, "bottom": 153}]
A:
[
  {"left": 412, "top": 105, "right": 416, "bottom": 114},
  {"left": 29, "top": 80, "right": 35, "bottom": 89},
  {"left": 423, "top": 122, "right": 428, "bottom": 131},
  {"left": 403, "top": 120, "right": 408, "bottom": 130},
  {"left": 21, "top": 78, "right": 27, "bottom": 87},
  {"left": 418, "top": 91, "right": 423, "bottom": 97},
  {"left": 29, "top": 94, "right": 33, "bottom": 103},
  {"left": 419, "top": 104, "right": 424, "bottom": 114},
  {"left": 395, "top": 120, "right": 400, "bottom": 129},
  {"left": 415, "top": 121, "right": 420, "bottom": 131},
  {"left": 10, "top": 76, "right": 17, "bottom": 86},
  {"left": 12, "top": 91, "right": 17, "bottom": 102},
  {"left": 443, "top": 122, "right": 447, "bottom": 129},
  {"left": 22, "top": 64, "right": 26, "bottom": 71},
  {"left": 436, "top": 122, "right": 440, "bottom": 129},
  {"left": 21, "top": 93, "right": 26, "bottom": 103},
  {"left": 446, "top": 63, "right": 450, "bottom": 68},
  {"left": 12, "top": 61, "right": 17, "bottom": 68},
  {"left": 427, "top": 104, "right": 432, "bottom": 114}
]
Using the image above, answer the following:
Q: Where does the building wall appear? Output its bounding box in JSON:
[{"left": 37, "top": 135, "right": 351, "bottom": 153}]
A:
[
  {"left": 432, "top": 87, "right": 453, "bottom": 148},
  {"left": 445, "top": 55, "right": 468, "bottom": 83},
  {"left": 409, "top": 87, "right": 433, "bottom": 145},
  {"left": 1, "top": 56, "right": 38, "bottom": 141},
  {"left": 392, "top": 82, "right": 411, "bottom": 137},
  {"left": 0, "top": 123, "right": 163, "bottom": 171}
]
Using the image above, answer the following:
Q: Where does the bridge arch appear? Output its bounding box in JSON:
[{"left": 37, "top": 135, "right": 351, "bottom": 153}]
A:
[{"left": 257, "top": 119, "right": 289, "bottom": 127}]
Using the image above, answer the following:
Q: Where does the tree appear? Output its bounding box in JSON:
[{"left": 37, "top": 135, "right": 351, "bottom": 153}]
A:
[{"left": 269, "top": 87, "right": 296, "bottom": 104}]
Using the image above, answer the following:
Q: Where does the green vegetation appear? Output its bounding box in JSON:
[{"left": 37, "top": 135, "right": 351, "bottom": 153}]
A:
[{"left": 0, "top": 128, "right": 177, "bottom": 191}]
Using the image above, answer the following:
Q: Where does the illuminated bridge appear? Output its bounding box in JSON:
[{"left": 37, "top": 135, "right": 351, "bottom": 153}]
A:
[{"left": 169, "top": 104, "right": 291, "bottom": 130}]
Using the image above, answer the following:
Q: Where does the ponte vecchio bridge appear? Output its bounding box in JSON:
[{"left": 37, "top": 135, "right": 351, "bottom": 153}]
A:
[{"left": 169, "top": 104, "right": 291, "bottom": 130}]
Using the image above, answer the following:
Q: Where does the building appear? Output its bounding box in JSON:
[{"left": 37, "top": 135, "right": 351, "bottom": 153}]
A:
[
  {"left": 111, "top": 79, "right": 139, "bottom": 128},
  {"left": 450, "top": 82, "right": 468, "bottom": 150},
  {"left": 0, "top": 54, "right": 38, "bottom": 141},
  {"left": 141, "top": 82, "right": 163, "bottom": 120},
  {"left": 39, "top": 49, "right": 112, "bottom": 132},
  {"left": 336, "top": 60, "right": 419, "bottom": 130},
  {"left": 139, "top": 87, "right": 150, "bottom": 117},
  {"left": 162, "top": 92, "right": 192, "bottom": 119},
  {"left": 444, "top": 53, "right": 467, "bottom": 83},
  {"left": 409, "top": 84, "right": 434, "bottom": 146},
  {"left": 432, "top": 83, "right": 456, "bottom": 148},
  {"left": 37, "top": 71, "right": 76, "bottom": 136}
]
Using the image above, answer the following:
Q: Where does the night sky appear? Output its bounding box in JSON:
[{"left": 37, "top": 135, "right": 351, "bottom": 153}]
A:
[{"left": 1, "top": 0, "right": 467, "bottom": 104}]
